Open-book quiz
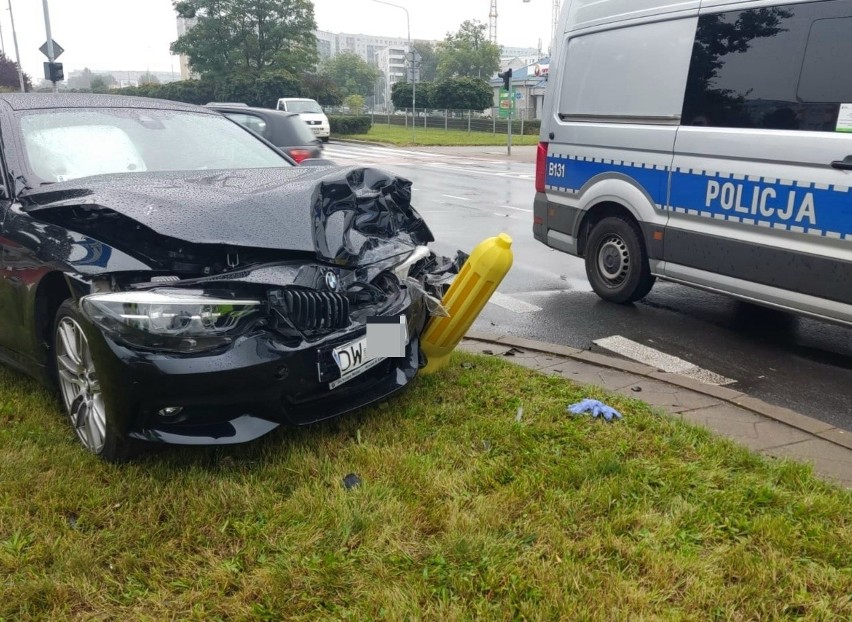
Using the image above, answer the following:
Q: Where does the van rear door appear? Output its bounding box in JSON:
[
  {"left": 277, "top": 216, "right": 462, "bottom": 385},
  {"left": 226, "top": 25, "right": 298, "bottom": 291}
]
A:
[{"left": 665, "top": 1, "right": 852, "bottom": 319}]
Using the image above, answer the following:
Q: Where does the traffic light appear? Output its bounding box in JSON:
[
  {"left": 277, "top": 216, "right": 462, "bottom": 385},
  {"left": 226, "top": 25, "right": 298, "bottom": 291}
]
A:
[
  {"left": 498, "top": 68, "right": 512, "bottom": 91},
  {"left": 44, "top": 62, "right": 64, "bottom": 82}
]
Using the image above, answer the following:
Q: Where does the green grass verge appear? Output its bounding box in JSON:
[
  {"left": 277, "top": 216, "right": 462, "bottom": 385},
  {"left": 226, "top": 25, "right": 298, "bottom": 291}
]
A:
[
  {"left": 346, "top": 124, "right": 539, "bottom": 147},
  {"left": 1, "top": 354, "right": 850, "bottom": 621}
]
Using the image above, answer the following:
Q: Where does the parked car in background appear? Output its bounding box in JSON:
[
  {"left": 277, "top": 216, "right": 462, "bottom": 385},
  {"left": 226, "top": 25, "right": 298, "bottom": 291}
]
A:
[
  {"left": 276, "top": 98, "right": 331, "bottom": 142},
  {"left": 206, "top": 104, "right": 323, "bottom": 163},
  {"left": 0, "top": 93, "right": 461, "bottom": 461}
]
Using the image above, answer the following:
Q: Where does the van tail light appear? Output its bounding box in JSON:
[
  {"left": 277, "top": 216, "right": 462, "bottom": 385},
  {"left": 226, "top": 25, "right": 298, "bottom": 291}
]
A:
[
  {"left": 289, "top": 149, "right": 312, "bottom": 164},
  {"left": 535, "top": 141, "right": 548, "bottom": 193}
]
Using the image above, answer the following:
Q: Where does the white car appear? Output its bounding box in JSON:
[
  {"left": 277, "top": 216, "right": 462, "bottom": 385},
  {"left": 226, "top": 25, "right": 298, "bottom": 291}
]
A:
[{"left": 276, "top": 98, "right": 331, "bottom": 142}]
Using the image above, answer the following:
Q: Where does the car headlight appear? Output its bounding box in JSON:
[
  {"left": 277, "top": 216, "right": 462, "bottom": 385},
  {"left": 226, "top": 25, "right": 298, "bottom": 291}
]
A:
[{"left": 80, "top": 289, "right": 262, "bottom": 353}]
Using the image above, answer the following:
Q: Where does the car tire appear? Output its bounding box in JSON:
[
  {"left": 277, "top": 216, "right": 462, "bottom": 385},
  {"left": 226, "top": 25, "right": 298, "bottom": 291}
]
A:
[
  {"left": 585, "top": 215, "right": 656, "bottom": 304},
  {"left": 321, "top": 136, "right": 330, "bottom": 143},
  {"left": 53, "top": 300, "right": 134, "bottom": 462}
]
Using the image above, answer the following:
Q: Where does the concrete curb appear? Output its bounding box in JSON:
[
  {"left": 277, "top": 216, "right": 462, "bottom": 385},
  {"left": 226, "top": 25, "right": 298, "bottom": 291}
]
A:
[{"left": 465, "top": 330, "right": 852, "bottom": 452}]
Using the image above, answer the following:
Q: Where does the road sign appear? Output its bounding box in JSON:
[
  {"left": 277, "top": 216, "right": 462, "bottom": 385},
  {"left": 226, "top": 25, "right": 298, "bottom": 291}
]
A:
[
  {"left": 39, "top": 39, "right": 64, "bottom": 60},
  {"left": 514, "top": 91, "right": 523, "bottom": 101},
  {"left": 498, "top": 88, "right": 515, "bottom": 119}
]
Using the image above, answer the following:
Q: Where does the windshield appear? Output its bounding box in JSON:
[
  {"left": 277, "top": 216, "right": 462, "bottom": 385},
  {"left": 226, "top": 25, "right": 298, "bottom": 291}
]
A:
[
  {"left": 286, "top": 100, "right": 324, "bottom": 114},
  {"left": 18, "top": 108, "right": 291, "bottom": 185}
]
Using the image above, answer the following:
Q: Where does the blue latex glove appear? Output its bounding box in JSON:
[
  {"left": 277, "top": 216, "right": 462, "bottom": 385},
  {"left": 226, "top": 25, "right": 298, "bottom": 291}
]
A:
[{"left": 568, "top": 399, "right": 623, "bottom": 421}]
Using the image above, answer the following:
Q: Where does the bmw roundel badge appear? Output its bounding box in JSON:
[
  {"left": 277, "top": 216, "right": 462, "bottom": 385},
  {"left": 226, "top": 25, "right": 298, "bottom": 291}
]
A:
[{"left": 324, "top": 270, "right": 339, "bottom": 291}]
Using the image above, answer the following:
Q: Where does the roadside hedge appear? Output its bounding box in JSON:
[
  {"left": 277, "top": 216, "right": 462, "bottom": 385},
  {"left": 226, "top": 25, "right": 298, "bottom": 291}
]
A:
[
  {"left": 329, "top": 115, "right": 372, "bottom": 135},
  {"left": 519, "top": 119, "right": 541, "bottom": 135}
]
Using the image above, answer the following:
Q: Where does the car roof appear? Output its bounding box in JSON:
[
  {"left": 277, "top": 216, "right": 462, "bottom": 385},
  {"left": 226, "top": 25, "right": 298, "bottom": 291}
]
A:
[
  {"left": 278, "top": 98, "right": 317, "bottom": 102},
  {"left": 0, "top": 92, "right": 211, "bottom": 113}
]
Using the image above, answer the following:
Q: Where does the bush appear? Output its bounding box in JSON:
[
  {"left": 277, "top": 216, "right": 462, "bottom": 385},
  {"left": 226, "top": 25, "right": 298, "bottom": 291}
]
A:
[
  {"left": 112, "top": 72, "right": 299, "bottom": 108},
  {"left": 329, "top": 115, "right": 372, "bottom": 135},
  {"left": 432, "top": 77, "right": 493, "bottom": 111},
  {"left": 521, "top": 119, "right": 541, "bottom": 135}
]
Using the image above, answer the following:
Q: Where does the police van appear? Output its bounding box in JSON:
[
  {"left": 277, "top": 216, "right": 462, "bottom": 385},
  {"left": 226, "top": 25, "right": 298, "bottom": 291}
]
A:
[{"left": 534, "top": 0, "right": 852, "bottom": 325}]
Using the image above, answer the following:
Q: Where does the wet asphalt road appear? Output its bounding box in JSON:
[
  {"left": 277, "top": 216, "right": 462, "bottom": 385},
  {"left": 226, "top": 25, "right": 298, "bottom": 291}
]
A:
[{"left": 325, "top": 142, "right": 852, "bottom": 431}]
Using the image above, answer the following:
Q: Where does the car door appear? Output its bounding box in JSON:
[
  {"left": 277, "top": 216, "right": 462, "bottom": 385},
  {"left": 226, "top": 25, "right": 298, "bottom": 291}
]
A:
[{"left": 665, "top": 0, "right": 852, "bottom": 320}]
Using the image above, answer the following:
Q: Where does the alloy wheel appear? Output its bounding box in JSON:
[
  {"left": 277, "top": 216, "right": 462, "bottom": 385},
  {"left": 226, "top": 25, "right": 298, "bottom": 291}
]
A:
[{"left": 56, "top": 317, "right": 107, "bottom": 454}]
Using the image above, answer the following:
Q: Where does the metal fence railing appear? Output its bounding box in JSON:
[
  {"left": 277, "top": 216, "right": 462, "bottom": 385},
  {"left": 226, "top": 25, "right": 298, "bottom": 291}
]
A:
[
  {"left": 331, "top": 107, "right": 541, "bottom": 135},
  {"left": 367, "top": 108, "right": 540, "bottom": 135}
]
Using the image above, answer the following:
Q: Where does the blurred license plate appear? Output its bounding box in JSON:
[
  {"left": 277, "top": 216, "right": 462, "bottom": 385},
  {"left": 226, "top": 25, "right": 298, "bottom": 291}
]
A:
[{"left": 329, "top": 337, "right": 384, "bottom": 390}]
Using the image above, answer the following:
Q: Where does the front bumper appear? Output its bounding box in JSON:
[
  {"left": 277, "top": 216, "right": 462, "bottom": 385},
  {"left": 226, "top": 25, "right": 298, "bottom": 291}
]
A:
[
  {"left": 84, "top": 298, "right": 427, "bottom": 446},
  {"left": 310, "top": 124, "right": 331, "bottom": 138}
]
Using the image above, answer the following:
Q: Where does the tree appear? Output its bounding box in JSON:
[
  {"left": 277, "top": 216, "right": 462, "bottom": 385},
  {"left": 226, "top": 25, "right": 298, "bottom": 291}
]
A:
[
  {"left": 391, "top": 81, "right": 433, "bottom": 110},
  {"left": 0, "top": 52, "right": 30, "bottom": 91},
  {"left": 320, "top": 52, "right": 380, "bottom": 98},
  {"left": 344, "top": 94, "right": 365, "bottom": 114},
  {"left": 215, "top": 69, "right": 299, "bottom": 107},
  {"left": 436, "top": 20, "right": 500, "bottom": 80},
  {"left": 90, "top": 74, "right": 117, "bottom": 92},
  {"left": 413, "top": 41, "right": 438, "bottom": 82},
  {"left": 68, "top": 67, "right": 94, "bottom": 90},
  {"left": 299, "top": 73, "right": 342, "bottom": 106},
  {"left": 138, "top": 72, "right": 160, "bottom": 86},
  {"left": 432, "top": 77, "right": 493, "bottom": 111},
  {"left": 171, "top": 0, "right": 317, "bottom": 78}
]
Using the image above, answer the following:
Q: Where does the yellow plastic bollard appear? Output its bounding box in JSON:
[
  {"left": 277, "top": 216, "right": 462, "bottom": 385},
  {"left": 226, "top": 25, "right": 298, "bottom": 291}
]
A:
[{"left": 420, "top": 233, "right": 514, "bottom": 374}]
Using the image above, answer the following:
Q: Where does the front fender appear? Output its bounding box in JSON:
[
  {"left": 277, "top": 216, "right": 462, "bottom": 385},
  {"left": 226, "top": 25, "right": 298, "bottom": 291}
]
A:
[{"left": 575, "top": 173, "right": 669, "bottom": 233}]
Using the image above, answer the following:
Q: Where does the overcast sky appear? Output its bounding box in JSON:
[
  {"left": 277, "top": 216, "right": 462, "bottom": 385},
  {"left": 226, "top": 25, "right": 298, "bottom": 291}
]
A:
[{"left": 0, "top": 0, "right": 552, "bottom": 81}]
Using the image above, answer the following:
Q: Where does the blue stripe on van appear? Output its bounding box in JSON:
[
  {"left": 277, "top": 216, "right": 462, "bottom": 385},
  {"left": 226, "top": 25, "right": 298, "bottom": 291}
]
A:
[
  {"left": 545, "top": 154, "right": 669, "bottom": 206},
  {"left": 546, "top": 154, "right": 852, "bottom": 239},
  {"left": 669, "top": 171, "right": 851, "bottom": 238}
]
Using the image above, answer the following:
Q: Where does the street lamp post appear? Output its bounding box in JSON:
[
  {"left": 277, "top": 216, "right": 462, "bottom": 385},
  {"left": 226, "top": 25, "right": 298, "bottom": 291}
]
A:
[
  {"left": 369, "top": 0, "right": 415, "bottom": 141},
  {"left": 42, "top": 0, "right": 58, "bottom": 93},
  {"left": 7, "top": 0, "right": 25, "bottom": 92}
]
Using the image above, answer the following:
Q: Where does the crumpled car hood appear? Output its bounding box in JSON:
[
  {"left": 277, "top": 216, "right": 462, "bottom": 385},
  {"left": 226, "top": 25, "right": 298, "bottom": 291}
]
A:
[{"left": 20, "top": 166, "right": 434, "bottom": 266}]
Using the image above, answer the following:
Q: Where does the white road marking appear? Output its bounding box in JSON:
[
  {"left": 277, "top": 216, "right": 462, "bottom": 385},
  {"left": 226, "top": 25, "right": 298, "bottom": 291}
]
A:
[
  {"left": 593, "top": 335, "right": 736, "bottom": 386},
  {"left": 443, "top": 194, "right": 472, "bottom": 202},
  {"left": 488, "top": 292, "right": 542, "bottom": 314},
  {"left": 501, "top": 205, "right": 533, "bottom": 213}
]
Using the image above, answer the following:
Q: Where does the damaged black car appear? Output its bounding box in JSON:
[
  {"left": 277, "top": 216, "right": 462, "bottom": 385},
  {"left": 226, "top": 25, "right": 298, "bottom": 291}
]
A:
[{"left": 0, "top": 94, "right": 462, "bottom": 460}]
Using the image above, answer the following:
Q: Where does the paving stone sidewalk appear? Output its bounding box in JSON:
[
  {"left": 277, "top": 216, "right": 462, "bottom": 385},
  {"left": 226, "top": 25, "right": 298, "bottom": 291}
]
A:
[{"left": 460, "top": 334, "right": 852, "bottom": 489}]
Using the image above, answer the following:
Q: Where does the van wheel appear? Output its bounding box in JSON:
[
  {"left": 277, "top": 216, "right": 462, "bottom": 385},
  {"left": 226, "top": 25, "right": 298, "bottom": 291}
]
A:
[
  {"left": 585, "top": 216, "right": 655, "bottom": 303},
  {"left": 53, "top": 300, "right": 135, "bottom": 462}
]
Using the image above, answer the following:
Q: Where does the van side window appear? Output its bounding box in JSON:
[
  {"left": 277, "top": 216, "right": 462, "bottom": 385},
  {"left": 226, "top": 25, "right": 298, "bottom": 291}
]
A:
[
  {"left": 798, "top": 16, "right": 852, "bottom": 104},
  {"left": 682, "top": 0, "right": 852, "bottom": 131},
  {"left": 558, "top": 18, "right": 696, "bottom": 121}
]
